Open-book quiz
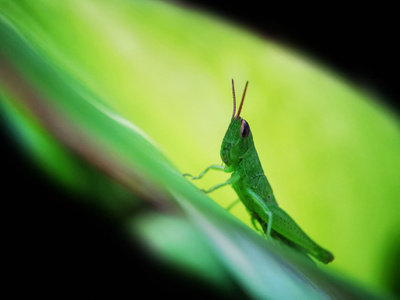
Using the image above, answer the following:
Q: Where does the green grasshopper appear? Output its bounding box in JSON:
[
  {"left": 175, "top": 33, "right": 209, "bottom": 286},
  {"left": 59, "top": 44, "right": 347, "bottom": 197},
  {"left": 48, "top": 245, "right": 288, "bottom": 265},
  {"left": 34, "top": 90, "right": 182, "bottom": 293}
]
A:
[{"left": 188, "top": 80, "right": 334, "bottom": 264}]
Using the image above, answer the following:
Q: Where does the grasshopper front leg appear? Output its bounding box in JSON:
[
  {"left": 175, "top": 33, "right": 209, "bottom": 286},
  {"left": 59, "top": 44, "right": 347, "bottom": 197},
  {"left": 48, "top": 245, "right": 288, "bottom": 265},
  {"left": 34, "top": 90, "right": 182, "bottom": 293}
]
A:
[
  {"left": 202, "top": 171, "right": 240, "bottom": 193},
  {"left": 183, "top": 164, "right": 226, "bottom": 180},
  {"left": 186, "top": 168, "right": 241, "bottom": 210},
  {"left": 226, "top": 199, "right": 240, "bottom": 211}
]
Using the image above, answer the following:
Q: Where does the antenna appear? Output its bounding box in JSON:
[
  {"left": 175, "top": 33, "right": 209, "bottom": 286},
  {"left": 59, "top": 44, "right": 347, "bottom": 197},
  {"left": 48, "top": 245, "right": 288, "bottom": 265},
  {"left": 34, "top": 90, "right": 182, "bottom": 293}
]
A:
[
  {"left": 231, "top": 79, "right": 236, "bottom": 118},
  {"left": 236, "top": 81, "right": 248, "bottom": 118}
]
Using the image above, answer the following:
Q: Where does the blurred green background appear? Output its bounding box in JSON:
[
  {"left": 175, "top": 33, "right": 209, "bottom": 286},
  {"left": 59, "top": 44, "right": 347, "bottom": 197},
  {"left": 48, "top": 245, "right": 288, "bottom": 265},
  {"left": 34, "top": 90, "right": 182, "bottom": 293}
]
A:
[{"left": 1, "top": 0, "right": 399, "bottom": 297}]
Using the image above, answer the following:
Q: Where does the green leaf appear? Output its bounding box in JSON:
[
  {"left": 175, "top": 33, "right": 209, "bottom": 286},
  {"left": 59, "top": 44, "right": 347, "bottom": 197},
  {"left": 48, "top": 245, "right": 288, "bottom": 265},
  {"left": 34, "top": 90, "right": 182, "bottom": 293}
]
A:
[{"left": 1, "top": 0, "right": 398, "bottom": 298}]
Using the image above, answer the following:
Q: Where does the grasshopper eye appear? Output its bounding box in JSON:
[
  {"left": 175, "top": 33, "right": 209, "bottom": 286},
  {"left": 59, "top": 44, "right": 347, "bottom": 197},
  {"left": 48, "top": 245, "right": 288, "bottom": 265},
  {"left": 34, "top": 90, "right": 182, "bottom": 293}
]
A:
[{"left": 240, "top": 120, "right": 250, "bottom": 138}]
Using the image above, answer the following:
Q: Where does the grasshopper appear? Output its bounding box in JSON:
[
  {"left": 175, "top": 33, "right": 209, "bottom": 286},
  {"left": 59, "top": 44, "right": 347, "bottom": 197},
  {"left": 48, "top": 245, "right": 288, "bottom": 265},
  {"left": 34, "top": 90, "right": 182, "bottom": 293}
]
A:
[{"left": 188, "top": 80, "right": 334, "bottom": 264}]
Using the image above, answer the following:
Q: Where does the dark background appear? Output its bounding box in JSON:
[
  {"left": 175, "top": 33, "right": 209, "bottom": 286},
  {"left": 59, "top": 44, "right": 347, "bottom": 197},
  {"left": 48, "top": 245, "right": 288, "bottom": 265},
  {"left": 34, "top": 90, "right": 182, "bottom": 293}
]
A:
[
  {"left": 181, "top": 1, "right": 399, "bottom": 112},
  {"left": 2, "top": 2, "right": 398, "bottom": 297}
]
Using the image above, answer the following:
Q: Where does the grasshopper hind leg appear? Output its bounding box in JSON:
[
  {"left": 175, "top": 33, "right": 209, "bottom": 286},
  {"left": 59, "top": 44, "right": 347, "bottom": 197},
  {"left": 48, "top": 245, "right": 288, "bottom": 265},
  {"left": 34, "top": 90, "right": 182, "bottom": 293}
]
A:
[
  {"left": 250, "top": 213, "right": 273, "bottom": 241},
  {"left": 250, "top": 215, "right": 264, "bottom": 235},
  {"left": 254, "top": 217, "right": 316, "bottom": 264},
  {"left": 271, "top": 231, "right": 316, "bottom": 264}
]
